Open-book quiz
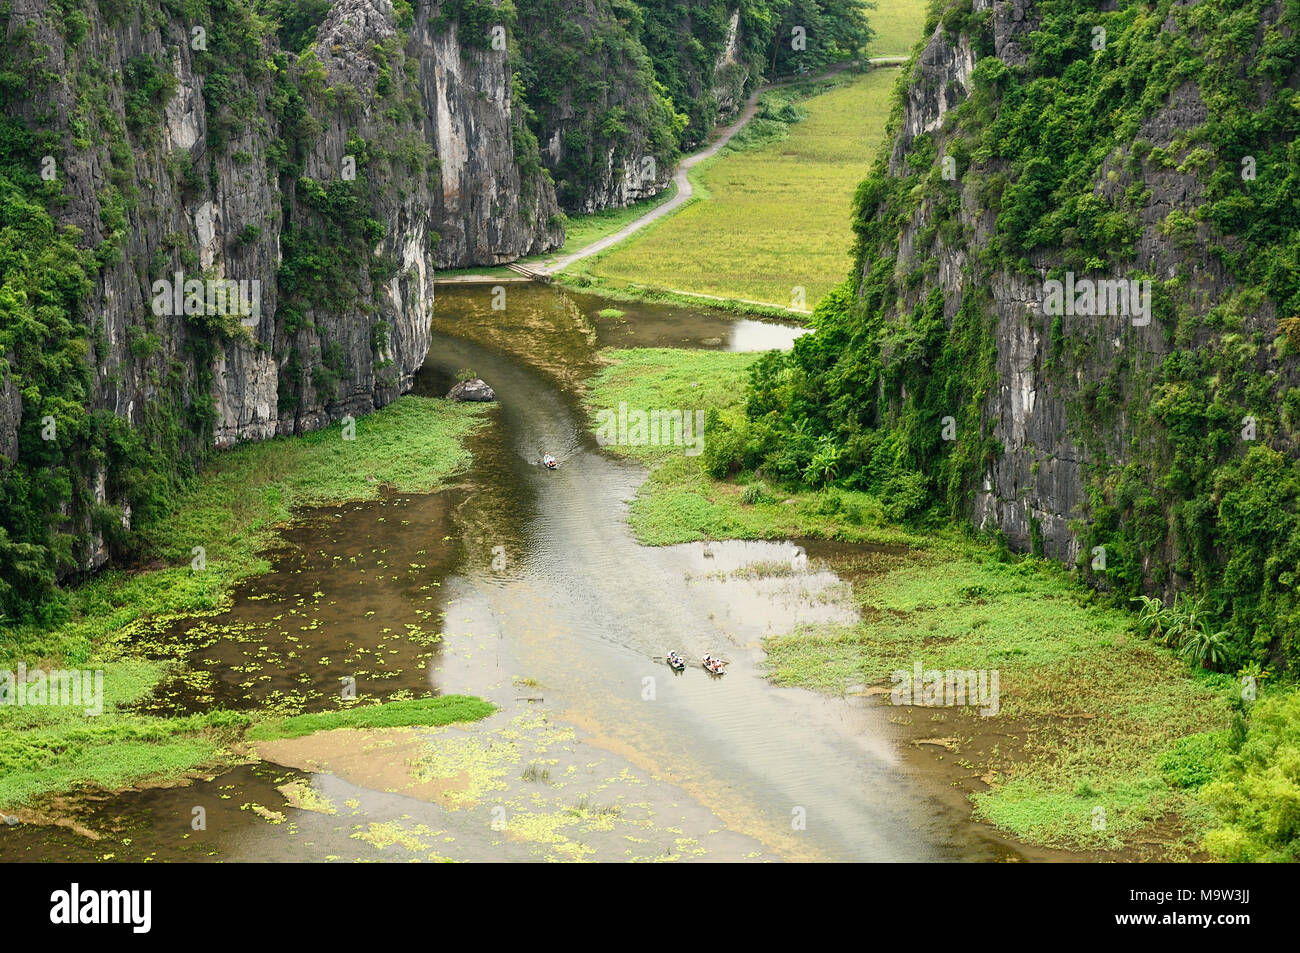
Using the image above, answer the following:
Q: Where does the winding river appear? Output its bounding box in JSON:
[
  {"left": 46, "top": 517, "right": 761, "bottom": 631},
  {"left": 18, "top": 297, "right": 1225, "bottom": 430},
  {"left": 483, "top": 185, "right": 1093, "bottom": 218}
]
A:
[{"left": 2, "top": 285, "right": 1034, "bottom": 863}]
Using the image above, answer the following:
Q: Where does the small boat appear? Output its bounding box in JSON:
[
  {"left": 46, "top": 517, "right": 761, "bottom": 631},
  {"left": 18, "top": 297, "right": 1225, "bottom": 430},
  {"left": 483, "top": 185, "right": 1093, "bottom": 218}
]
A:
[
  {"left": 543, "top": 453, "right": 558, "bottom": 470},
  {"left": 667, "top": 651, "right": 685, "bottom": 671},
  {"left": 702, "top": 654, "right": 727, "bottom": 676}
]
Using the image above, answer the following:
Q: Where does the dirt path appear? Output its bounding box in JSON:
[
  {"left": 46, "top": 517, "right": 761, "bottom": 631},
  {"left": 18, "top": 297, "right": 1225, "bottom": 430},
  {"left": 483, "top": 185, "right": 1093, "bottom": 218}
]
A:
[
  {"left": 438, "top": 60, "right": 905, "bottom": 287},
  {"left": 536, "top": 92, "right": 763, "bottom": 276},
  {"left": 518, "top": 58, "right": 906, "bottom": 280}
]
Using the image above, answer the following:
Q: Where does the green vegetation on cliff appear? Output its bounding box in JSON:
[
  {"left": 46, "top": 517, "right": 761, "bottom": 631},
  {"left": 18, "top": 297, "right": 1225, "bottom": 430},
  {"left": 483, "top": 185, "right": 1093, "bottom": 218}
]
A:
[
  {"left": 0, "top": 9, "right": 200, "bottom": 622},
  {"left": 716, "top": 0, "right": 1300, "bottom": 676},
  {"left": 514, "top": 0, "right": 877, "bottom": 210},
  {"left": 514, "top": 0, "right": 687, "bottom": 210},
  {"left": 0, "top": 0, "right": 454, "bottom": 622},
  {"left": 634, "top": 0, "right": 873, "bottom": 140}
]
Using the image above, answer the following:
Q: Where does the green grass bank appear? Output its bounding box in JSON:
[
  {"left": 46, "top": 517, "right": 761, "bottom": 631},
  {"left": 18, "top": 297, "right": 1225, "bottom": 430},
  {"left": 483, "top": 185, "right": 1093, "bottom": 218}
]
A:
[
  {"left": 0, "top": 396, "right": 492, "bottom": 810},
  {"left": 585, "top": 345, "right": 1295, "bottom": 861}
]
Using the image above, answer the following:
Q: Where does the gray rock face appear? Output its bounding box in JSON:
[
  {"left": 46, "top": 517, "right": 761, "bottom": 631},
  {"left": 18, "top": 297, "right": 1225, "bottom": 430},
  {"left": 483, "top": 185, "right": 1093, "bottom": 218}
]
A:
[
  {"left": 514, "top": 0, "right": 675, "bottom": 213},
  {"left": 447, "top": 378, "right": 497, "bottom": 401},
  {"left": 4, "top": 0, "right": 563, "bottom": 571},
  {"left": 710, "top": 8, "right": 749, "bottom": 117},
  {"left": 410, "top": 5, "right": 563, "bottom": 263},
  {"left": 516, "top": 2, "right": 756, "bottom": 212},
  {"left": 873, "top": 1, "right": 1285, "bottom": 592},
  {"left": 0, "top": 362, "right": 19, "bottom": 466}
]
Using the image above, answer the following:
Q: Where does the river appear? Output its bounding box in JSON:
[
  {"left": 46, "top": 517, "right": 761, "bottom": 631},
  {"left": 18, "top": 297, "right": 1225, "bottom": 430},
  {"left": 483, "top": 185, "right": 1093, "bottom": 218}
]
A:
[{"left": 2, "top": 284, "right": 1034, "bottom": 862}]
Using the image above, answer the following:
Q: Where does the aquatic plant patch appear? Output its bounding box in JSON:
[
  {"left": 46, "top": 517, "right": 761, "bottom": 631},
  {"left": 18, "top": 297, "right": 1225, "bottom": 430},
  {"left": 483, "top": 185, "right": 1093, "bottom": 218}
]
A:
[
  {"left": 593, "top": 404, "right": 707, "bottom": 456},
  {"left": 889, "top": 661, "right": 1000, "bottom": 717},
  {"left": 0, "top": 395, "right": 488, "bottom": 807},
  {"left": 248, "top": 696, "right": 497, "bottom": 740}
]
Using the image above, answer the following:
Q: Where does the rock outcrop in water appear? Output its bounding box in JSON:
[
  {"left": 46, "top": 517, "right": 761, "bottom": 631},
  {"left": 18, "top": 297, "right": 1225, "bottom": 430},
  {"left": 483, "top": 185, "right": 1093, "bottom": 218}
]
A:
[{"left": 447, "top": 378, "right": 496, "bottom": 401}]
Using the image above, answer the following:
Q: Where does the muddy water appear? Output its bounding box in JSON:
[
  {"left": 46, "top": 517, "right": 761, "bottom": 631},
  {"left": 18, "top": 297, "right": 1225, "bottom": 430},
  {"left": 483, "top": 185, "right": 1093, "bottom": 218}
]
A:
[{"left": 3, "top": 284, "right": 1026, "bottom": 862}]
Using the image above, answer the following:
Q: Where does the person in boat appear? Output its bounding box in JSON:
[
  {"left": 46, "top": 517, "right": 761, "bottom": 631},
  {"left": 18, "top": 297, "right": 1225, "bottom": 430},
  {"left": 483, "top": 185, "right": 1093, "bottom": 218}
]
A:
[{"left": 543, "top": 453, "right": 557, "bottom": 469}]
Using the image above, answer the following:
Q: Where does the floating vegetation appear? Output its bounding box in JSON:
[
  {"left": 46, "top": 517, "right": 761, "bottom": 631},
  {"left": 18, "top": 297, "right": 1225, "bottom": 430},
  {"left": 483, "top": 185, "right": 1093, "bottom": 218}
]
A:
[{"left": 521, "top": 763, "right": 552, "bottom": 783}]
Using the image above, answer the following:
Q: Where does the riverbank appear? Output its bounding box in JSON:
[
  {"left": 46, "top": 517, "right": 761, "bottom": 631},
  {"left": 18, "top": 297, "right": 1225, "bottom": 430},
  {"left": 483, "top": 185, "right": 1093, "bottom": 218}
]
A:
[
  {"left": 10, "top": 288, "right": 1006, "bottom": 862},
  {"left": 7, "top": 281, "right": 1286, "bottom": 862},
  {"left": 583, "top": 344, "right": 1282, "bottom": 860},
  {"left": 0, "top": 396, "right": 493, "bottom": 812}
]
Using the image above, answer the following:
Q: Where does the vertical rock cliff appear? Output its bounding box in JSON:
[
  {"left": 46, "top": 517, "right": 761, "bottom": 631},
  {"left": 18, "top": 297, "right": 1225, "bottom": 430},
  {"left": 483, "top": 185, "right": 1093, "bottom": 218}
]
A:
[
  {"left": 875, "top": 0, "right": 1298, "bottom": 582},
  {"left": 739, "top": 0, "right": 1300, "bottom": 664},
  {"left": 0, "top": 0, "right": 561, "bottom": 591},
  {"left": 514, "top": 1, "right": 761, "bottom": 212}
]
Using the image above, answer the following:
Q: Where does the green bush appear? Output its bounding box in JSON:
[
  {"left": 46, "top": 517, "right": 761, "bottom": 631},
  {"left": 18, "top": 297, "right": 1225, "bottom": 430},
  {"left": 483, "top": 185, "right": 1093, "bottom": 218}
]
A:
[
  {"left": 1158, "top": 731, "right": 1230, "bottom": 790},
  {"left": 1201, "top": 689, "right": 1300, "bottom": 862}
]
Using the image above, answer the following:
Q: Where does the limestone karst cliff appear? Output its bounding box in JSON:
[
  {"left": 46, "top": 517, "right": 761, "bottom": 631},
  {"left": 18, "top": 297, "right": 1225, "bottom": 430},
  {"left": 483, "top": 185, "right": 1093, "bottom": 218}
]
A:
[
  {"left": 729, "top": 0, "right": 1300, "bottom": 665},
  {"left": 0, "top": 0, "right": 564, "bottom": 588},
  {"left": 513, "top": 0, "right": 760, "bottom": 212}
]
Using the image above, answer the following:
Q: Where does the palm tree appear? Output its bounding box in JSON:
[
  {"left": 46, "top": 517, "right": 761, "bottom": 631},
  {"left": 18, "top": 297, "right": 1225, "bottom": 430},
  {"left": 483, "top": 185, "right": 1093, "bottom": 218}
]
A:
[
  {"left": 803, "top": 435, "right": 842, "bottom": 486},
  {"left": 1163, "top": 594, "right": 1210, "bottom": 647},
  {"left": 1129, "top": 595, "right": 1167, "bottom": 640},
  {"left": 1178, "top": 625, "right": 1230, "bottom": 671}
]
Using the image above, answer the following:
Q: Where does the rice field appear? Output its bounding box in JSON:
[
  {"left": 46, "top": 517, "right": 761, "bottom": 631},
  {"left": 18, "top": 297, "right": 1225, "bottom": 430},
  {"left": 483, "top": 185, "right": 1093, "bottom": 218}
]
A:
[
  {"left": 869, "top": 0, "right": 931, "bottom": 58},
  {"left": 577, "top": 67, "right": 902, "bottom": 309}
]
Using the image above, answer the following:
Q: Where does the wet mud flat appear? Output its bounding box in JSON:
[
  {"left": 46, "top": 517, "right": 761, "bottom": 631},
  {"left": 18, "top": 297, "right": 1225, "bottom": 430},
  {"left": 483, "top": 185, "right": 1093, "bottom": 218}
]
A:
[{"left": 131, "top": 490, "right": 464, "bottom": 718}]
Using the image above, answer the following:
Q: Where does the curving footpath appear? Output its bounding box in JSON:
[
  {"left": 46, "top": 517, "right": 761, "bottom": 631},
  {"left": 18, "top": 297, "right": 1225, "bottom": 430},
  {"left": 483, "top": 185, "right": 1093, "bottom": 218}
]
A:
[
  {"left": 536, "top": 57, "right": 908, "bottom": 278},
  {"left": 537, "top": 90, "right": 763, "bottom": 276},
  {"left": 446, "top": 58, "right": 909, "bottom": 286}
]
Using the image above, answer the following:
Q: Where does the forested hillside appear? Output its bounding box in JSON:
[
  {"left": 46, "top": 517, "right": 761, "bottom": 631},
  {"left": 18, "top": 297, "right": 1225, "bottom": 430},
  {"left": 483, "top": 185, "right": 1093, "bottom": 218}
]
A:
[
  {"left": 514, "top": 0, "right": 873, "bottom": 210},
  {"left": 717, "top": 0, "right": 1300, "bottom": 673}
]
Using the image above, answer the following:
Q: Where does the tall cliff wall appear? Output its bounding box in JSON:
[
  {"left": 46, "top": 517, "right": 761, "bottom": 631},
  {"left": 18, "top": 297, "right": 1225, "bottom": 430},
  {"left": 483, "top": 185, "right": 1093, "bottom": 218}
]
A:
[
  {"left": 731, "top": 0, "right": 1300, "bottom": 666},
  {"left": 0, "top": 0, "right": 561, "bottom": 598},
  {"left": 875, "top": 0, "right": 1298, "bottom": 590},
  {"left": 514, "top": 0, "right": 678, "bottom": 212},
  {"left": 514, "top": 1, "right": 759, "bottom": 213}
]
